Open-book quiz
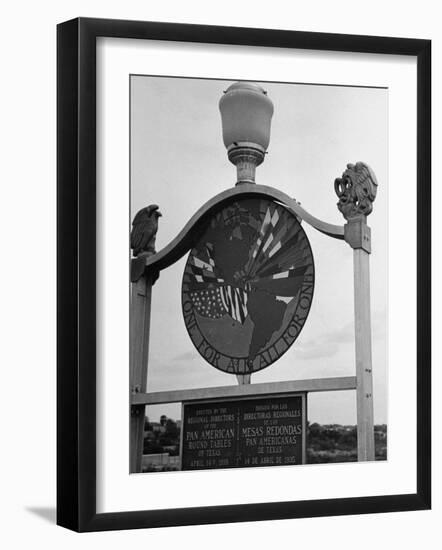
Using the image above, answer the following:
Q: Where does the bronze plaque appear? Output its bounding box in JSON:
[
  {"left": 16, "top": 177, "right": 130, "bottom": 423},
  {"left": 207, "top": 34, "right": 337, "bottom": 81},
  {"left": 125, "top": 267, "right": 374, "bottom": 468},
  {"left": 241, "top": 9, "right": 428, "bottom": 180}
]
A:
[
  {"left": 181, "top": 395, "right": 305, "bottom": 470},
  {"left": 182, "top": 198, "right": 315, "bottom": 375}
]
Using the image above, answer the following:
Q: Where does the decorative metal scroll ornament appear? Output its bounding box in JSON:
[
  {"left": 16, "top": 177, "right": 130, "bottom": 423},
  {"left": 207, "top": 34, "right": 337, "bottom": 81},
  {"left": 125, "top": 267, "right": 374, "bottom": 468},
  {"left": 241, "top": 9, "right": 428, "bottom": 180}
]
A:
[
  {"left": 182, "top": 197, "right": 315, "bottom": 375},
  {"left": 334, "top": 162, "right": 378, "bottom": 220}
]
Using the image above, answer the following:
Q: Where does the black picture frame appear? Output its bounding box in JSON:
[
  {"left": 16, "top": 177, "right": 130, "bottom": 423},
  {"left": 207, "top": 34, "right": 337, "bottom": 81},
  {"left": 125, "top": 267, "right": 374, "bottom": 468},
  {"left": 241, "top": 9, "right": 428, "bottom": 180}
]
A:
[{"left": 57, "top": 17, "right": 431, "bottom": 532}]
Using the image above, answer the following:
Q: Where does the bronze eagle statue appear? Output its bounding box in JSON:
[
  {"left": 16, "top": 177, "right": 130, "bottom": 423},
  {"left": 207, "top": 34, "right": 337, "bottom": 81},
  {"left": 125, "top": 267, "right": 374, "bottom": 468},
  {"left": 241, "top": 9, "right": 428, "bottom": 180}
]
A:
[{"left": 131, "top": 204, "right": 162, "bottom": 257}]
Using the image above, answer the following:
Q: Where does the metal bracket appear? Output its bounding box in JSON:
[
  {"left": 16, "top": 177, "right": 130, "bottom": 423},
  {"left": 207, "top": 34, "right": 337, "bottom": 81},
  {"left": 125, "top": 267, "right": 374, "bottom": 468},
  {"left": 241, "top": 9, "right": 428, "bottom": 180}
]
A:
[
  {"left": 131, "top": 383, "right": 143, "bottom": 418},
  {"left": 130, "top": 405, "right": 144, "bottom": 418},
  {"left": 131, "top": 257, "right": 160, "bottom": 284},
  {"left": 344, "top": 218, "right": 371, "bottom": 253}
]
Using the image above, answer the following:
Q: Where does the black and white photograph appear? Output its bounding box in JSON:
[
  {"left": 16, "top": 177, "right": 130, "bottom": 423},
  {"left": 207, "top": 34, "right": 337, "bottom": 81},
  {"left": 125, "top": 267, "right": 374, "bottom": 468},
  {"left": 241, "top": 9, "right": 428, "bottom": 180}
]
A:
[{"left": 129, "top": 75, "right": 388, "bottom": 474}]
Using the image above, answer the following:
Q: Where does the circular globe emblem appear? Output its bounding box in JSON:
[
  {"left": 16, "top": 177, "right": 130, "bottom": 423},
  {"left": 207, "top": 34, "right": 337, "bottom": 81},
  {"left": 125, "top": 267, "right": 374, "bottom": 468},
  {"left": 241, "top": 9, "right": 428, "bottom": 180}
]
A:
[{"left": 181, "top": 198, "right": 315, "bottom": 375}]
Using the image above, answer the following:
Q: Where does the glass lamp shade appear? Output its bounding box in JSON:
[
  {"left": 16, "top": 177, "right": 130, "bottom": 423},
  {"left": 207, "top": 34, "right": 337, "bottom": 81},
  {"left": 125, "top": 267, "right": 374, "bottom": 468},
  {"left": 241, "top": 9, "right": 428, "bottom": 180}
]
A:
[{"left": 219, "top": 82, "right": 274, "bottom": 151}]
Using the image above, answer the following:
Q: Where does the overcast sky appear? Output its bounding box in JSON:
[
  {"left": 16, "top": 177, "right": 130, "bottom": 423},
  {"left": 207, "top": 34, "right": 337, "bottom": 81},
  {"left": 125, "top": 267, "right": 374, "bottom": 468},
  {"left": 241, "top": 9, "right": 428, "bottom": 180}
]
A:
[{"left": 131, "top": 75, "right": 388, "bottom": 425}]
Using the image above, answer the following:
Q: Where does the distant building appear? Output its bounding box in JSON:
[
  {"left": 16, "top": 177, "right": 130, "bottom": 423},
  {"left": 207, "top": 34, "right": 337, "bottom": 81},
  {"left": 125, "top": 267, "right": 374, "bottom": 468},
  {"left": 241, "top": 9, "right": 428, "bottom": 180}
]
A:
[{"left": 150, "top": 421, "right": 166, "bottom": 434}]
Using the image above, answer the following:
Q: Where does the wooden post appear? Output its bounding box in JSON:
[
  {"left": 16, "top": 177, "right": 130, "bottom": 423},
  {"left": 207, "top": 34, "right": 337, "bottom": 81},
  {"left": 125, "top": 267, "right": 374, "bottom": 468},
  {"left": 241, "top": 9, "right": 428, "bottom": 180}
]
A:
[
  {"left": 342, "top": 217, "right": 376, "bottom": 461},
  {"left": 335, "top": 162, "right": 378, "bottom": 462},
  {"left": 129, "top": 205, "right": 162, "bottom": 473},
  {"left": 302, "top": 392, "right": 307, "bottom": 465},
  {"left": 353, "top": 245, "right": 375, "bottom": 461},
  {"left": 129, "top": 270, "right": 153, "bottom": 473},
  {"left": 343, "top": 218, "right": 375, "bottom": 461}
]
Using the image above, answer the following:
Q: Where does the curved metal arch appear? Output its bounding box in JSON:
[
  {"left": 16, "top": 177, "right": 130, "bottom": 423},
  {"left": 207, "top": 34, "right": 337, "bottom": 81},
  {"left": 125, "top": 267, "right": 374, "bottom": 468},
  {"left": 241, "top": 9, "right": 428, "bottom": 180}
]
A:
[{"left": 144, "top": 183, "right": 344, "bottom": 272}]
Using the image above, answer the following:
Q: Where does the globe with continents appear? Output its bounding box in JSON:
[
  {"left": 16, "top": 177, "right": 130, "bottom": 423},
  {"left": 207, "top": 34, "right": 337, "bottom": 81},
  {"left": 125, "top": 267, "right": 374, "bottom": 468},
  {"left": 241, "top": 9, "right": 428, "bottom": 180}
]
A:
[{"left": 181, "top": 198, "right": 315, "bottom": 375}]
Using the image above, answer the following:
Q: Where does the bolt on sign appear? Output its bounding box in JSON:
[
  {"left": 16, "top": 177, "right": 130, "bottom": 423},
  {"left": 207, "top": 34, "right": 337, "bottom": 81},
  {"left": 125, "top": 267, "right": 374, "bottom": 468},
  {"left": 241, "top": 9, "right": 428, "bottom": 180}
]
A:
[{"left": 181, "top": 395, "right": 306, "bottom": 470}]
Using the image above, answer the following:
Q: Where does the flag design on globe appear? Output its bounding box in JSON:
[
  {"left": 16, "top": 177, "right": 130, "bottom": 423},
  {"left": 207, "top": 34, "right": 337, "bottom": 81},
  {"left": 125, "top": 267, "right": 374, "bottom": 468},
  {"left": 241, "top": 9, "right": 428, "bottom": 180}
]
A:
[{"left": 182, "top": 198, "right": 315, "bottom": 374}]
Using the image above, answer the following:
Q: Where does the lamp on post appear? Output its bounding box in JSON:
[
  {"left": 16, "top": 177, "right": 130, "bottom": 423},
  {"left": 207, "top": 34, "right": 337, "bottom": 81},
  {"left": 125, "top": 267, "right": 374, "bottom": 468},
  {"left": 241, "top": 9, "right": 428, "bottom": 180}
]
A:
[{"left": 219, "top": 82, "right": 274, "bottom": 185}]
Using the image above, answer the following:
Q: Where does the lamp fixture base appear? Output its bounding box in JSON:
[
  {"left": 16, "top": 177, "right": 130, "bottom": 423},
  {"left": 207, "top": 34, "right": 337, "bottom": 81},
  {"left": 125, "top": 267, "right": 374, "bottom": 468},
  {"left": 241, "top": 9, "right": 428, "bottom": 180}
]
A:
[{"left": 227, "top": 142, "right": 266, "bottom": 185}]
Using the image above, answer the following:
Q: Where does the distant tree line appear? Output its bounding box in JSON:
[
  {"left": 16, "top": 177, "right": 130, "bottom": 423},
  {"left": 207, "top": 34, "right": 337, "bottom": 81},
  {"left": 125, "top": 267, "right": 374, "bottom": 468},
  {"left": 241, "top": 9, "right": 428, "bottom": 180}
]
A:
[
  {"left": 143, "top": 415, "right": 180, "bottom": 456},
  {"left": 307, "top": 422, "right": 387, "bottom": 463}
]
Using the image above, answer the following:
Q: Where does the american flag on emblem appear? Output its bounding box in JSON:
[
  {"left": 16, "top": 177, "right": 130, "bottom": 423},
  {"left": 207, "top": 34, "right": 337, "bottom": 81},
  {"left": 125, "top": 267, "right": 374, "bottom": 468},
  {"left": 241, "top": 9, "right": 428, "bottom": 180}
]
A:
[
  {"left": 189, "top": 285, "right": 248, "bottom": 323},
  {"left": 184, "top": 199, "right": 310, "bottom": 325},
  {"left": 219, "top": 285, "right": 248, "bottom": 324},
  {"left": 185, "top": 243, "right": 250, "bottom": 324},
  {"left": 189, "top": 287, "right": 225, "bottom": 319}
]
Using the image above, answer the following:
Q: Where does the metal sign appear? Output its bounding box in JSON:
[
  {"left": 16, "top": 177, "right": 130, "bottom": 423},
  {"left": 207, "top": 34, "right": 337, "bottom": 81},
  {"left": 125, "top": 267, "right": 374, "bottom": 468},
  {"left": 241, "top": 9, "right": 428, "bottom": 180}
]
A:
[
  {"left": 181, "top": 394, "right": 306, "bottom": 470},
  {"left": 182, "top": 198, "right": 314, "bottom": 374}
]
